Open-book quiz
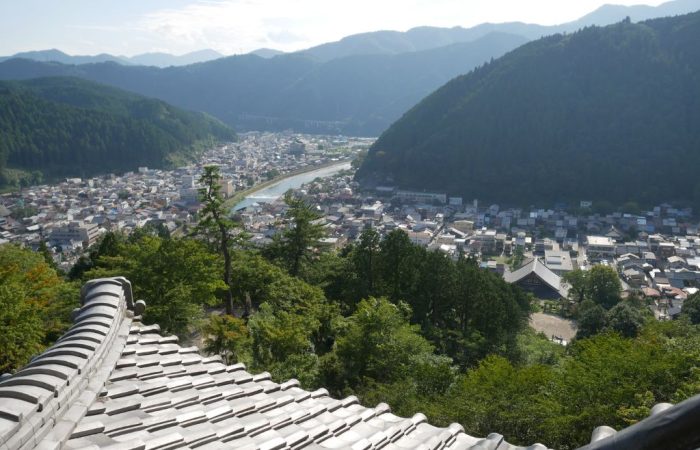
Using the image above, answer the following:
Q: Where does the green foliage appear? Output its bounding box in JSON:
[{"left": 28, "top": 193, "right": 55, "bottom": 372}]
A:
[
  {"left": 587, "top": 266, "right": 622, "bottom": 309},
  {"left": 203, "top": 314, "right": 250, "bottom": 365},
  {"left": 315, "top": 229, "right": 530, "bottom": 368},
  {"left": 0, "top": 244, "right": 78, "bottom": 372},
  {"left": 264, "top": 191, "right": 327, "bottom": 277},
  {"left": 80, "top": 234, "right": 225, "bottom": 337},
  {"left": 605, "top": 301, "right": 647, "bottom": 338},
  {"left": 445, "top": 356, "right": 560, "bottom": 446},
  {"left": 514, "top": 329, "right": 565, "bottom": 366},
  {"left": 0, "top": 280, "right": 45, "bottom": 373},
  {"left": 681, "top": 292, "right": 700, "bottom": 324},
  {"left": 576, "top": 299, "right": 607, "bottom": 339},
  {"left": 333, "top": 297, "right": 434, "bottom": 387},
  {"left": 9, "top": 204, "right": 38, "bottom": 219},
  {"left": 357, "top": 12, "right": 700, "bottom": 206},
  {"left": 509, "top": 246, "right": 525, "bottom": 271},
  {"left": 424, "top": 322, "right": 700, "bottom": 449},
  {"left": 0, "top": 77, "right": 235, "bottom": 185},
  {"left": 248, "top": 303, "right": 321, "bottom": 387},
  {"left": 565, "top": 266, "right": 621, "bottom": 309},
  {"left": 350, "top": 228, "right": 381, "bottom": 299}
]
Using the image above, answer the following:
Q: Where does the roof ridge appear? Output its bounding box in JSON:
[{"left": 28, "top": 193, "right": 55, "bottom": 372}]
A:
[{"left": 0, "top": 277, "right": 136, "bottom": 449}]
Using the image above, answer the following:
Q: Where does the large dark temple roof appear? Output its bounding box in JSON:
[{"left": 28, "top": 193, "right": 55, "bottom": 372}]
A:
[{"left": 1, "top": 277, "right": 699, "bottom": 449}]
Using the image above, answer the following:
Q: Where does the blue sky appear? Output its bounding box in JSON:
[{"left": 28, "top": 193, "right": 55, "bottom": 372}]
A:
[{"left": 0, "top": 0, "right": 668, "bottom": 56}]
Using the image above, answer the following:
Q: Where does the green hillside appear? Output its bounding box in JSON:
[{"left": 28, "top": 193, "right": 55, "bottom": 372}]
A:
[
  {"left": 356, "top": 13, "right": 700, "bottom": 208},
  {"left": 0, "top": 77, "right": 235, "bottom": 186}
]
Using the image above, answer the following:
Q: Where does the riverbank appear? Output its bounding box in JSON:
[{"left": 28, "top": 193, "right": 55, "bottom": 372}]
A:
[{"left": 224, "top": 158, "right": 353, "bottom": 210}]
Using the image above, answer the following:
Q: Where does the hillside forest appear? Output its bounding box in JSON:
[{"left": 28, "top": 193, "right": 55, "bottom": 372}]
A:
[
  {"left": 0, "top": 77, "right": 235, "bottom": 188},
  {"left": 357, "top": 12, "right": 700, "bottom": 209}
]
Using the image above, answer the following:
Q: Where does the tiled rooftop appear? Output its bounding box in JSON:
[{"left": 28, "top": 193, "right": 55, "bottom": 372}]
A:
[{"left": 1, "top": 277, "right": 699, "bottom": 450}]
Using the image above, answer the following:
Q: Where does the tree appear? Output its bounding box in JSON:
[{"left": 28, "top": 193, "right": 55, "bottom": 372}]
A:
[
  {"left": 576, "top": 299, "right": 607, "bottom": 339},
  {"left": 564, "top": 266, "right": 621, "bottom": 309},
  {"left": 247, "top": 303, "right": 321, "bottom": 386},
  {"left": 37, "top": 240, "right": 57, "bottom": 271},
  {"left": 265, "top": 191, "right": 326, "bottom": 277},
  {"left": 333, "top": 297, "right": 436, "bottom": 387},
  {"left": 605, "top": 302, "right": 646, "bottom": 338},
  {"left": 587, "top": 265, "right": 622, "bottom": 309},
  {"left": 81, "top": 234, "right": 225, "bottom": 337},
  {"left": 145, "top": 282, "right": 204, "bottom": 338},
  {"left": 563, "top": 270, "right": 587, "bottom": 304},
  {"left": 197, "top": 165, "right": 237, "bottom": 315},
  {"left": 0, "top": 282, "right": 45, "bottom": 373},
  {"left": 203, "top": 314, "right": 250, "bottom": 365},
  {"left": 377, "top": 229, "right": 418, "bottom": 303},
  {"left": 0, "top": 244, "right": 77, "bottom": 372},
  {"left": 68, "top": 231, "right": 127, "bottom": 281},
  {"left": 681, "top": 292, "right": 700, "bottom": 324},
  {"left": 351, "top": 228, "right": 381, "bottom": 298},
  {"left": 510, "top": 246, "right": 525, "bottom": 271},
  {"left": 445, "top": 355, "right": 560, "bottom": 447}
]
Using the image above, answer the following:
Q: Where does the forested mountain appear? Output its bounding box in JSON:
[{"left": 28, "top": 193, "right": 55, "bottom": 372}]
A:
[
  {"left": 0, "top": 33, "right": 528, "bottom": 136},
  {"left": 0, "top": 77, "right": 235, "bottom": 186},
  {"left": 356, "top": 12, "right": 700, "bottom": 208}
]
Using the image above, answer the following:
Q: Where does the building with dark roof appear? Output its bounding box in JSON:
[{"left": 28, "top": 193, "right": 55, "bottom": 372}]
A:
[
  {"left": 2, "top": 277, "right": 700, "bottom": 450},
  {"left": 504, "top": 258, "right": 569, "bottom": 300}
]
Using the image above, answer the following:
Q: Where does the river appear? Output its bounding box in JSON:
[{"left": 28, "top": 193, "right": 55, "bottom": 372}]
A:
[{"left": 233, "top": 161, "right": 352, "bottom": 211}]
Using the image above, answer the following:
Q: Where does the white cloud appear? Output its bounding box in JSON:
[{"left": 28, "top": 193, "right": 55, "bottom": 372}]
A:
[{"left": 73, "top": 0, "right": 668, "bottom": 55}]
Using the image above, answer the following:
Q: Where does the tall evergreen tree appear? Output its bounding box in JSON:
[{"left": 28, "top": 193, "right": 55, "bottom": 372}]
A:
[
  {"left": 197, "top": 165, "right": 238, "bottom": 315},
  {"left": 266, "top": 191, "right": 326, "bottom": 277}
]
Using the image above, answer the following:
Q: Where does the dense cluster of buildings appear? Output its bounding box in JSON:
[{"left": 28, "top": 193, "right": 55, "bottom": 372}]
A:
[
  {"left": 239, "top": 176, "right": 700, "bottom": 317},
  {"left": 0, "top": 132, "right": 365, "bottom": 271}
]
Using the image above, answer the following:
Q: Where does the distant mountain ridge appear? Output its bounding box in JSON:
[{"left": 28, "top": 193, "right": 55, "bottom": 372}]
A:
[
  {"left": 296, "top": 0, "right": 700, "bottom": 61},
  {"left": 355, "top": 12, "right": 700, "bottom": 208},
  {"left": 0, "top": 32, "right": 529, "bottom": 136},
  {"left": 121, "top": 49, "right": 224, "bottom": 67},
  {"left": 4, "top": 0, "right": 697, "bottom": 67},
  {"left": 0, "top": 77, "right": 235, "bottom": 186},
  {"left": 0, "top": 0, "right": 698, "bottom": 136},
  {"left": 248, "top": 48, "right": 285, "bottom": 59},
  {"left": 0, "top": 49, "right": 225, "bottom": 67},
  {"left": 0, "top": 49, "right": 127, "bottom": 65}
]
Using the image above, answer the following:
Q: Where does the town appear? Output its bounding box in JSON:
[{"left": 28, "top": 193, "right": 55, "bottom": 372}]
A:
[
  {"left": 0, "top": 132, "right": 367, "bottom": 268},
  {"left": 2, "top": 132, "right": 699, "bottom": 325}
]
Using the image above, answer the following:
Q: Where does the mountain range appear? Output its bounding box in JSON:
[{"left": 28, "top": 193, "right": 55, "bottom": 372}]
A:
[
  {"left": 0, "top": 0, "right": 697, "bottom": 136},
  {"left": 297, "top": 0, "right": 700, "bottom": 61},
  {"left": 355, "top": 12, "right": 700, "bottom": 208},
  {"left": 0, "top": 49, "right": 225, "bottom": 68},
  {"left": 0, "top": 32, "right": 528, "bottom": 136},
  {"left": 0, "top": 77, "right": 235, "bottom": 186}
]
